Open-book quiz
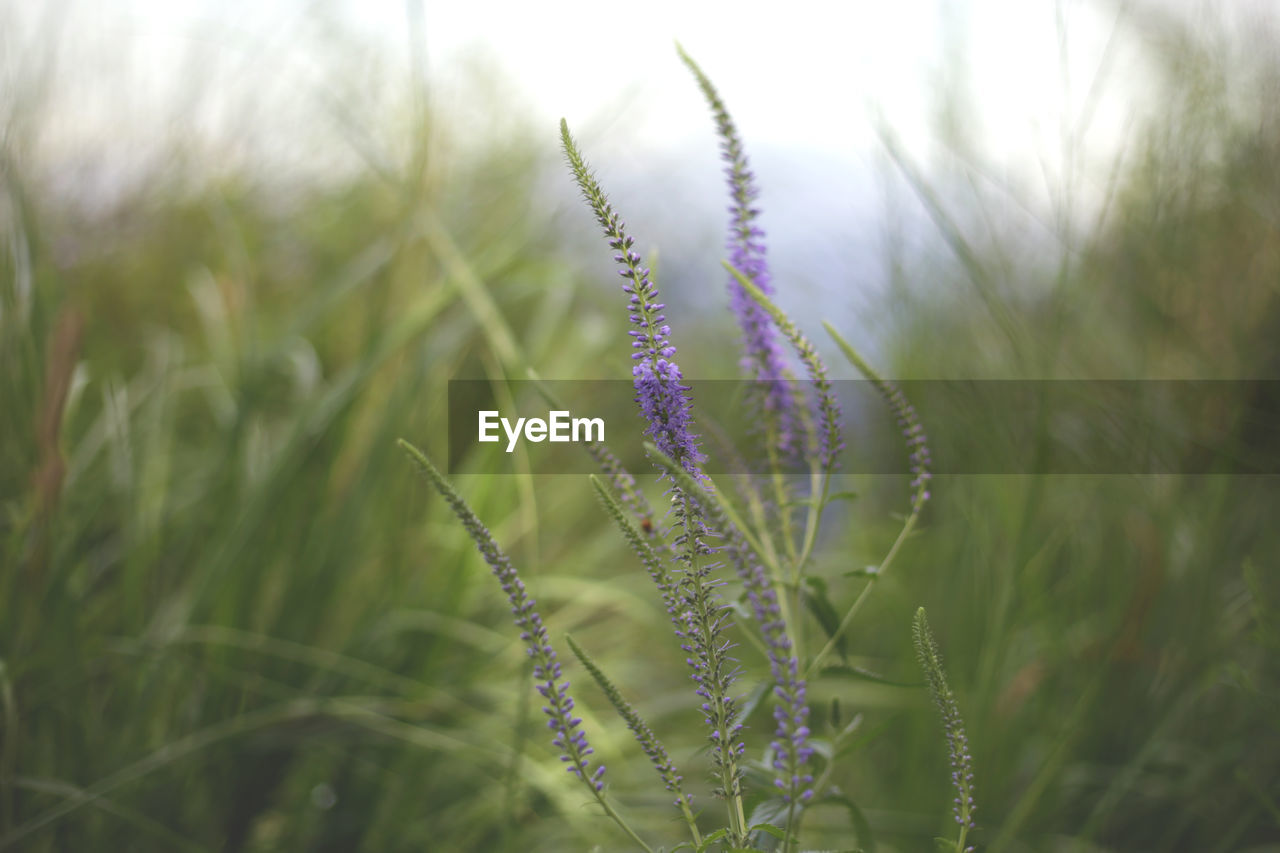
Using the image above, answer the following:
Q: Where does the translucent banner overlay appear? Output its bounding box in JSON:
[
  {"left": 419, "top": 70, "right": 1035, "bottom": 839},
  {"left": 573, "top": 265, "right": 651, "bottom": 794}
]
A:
[{"left": 445, "top": 379, "right": 1280, "bottom": 475}]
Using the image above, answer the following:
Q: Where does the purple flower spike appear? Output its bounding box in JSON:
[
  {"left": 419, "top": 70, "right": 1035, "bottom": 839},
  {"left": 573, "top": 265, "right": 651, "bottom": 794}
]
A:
[
  {"left": 745, "top": 562, "right": 814, "bottom": 804},
  {"left": 561, "top": 119, "right": 707, "bottom": 481},
  {"left": 633, "top": 358, "right": 703, "bottom": 469},
  {"left": 770, "top": 656, "right": 815, "bottom": 804},
  {"left": 681, "top": 46, "right": 800, "bottom": 456},
  {"left": 564, "top": 120, "right": 747, "bottom": 813}
]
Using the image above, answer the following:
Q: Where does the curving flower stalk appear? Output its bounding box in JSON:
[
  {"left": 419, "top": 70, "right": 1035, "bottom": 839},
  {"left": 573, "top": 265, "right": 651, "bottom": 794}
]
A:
[
  {"left": 726, "top": 263, "right": 844, "bottom": 473},
  {"left": 566, "top": 635, "right": 702, "bottom": 847},
  {"left": 561, "top": 120, "right": 749, "bottom": 844},
  {"left": 679, "top": 45, "right": 799, "bottom": 457},
  {"left": 531, "top": 372, "right": 661, "bottom": 537},
  {"left": 398, "top": 441, "right": 603, "bottom": 788},
  {"left": 896, "top": 390, "right": 932, "bottom": 510},
  {"left": 913, "top": 607, "right": 977, "bottom": 853},
  {"left": 821, "top": 323, "right": 931, "bottom": 512},
  {"left": 559, "top": 119, "right": 705, "bottom": 480},
  {"left": 400, "top": 441, "right": 664, "bottom": 852}
]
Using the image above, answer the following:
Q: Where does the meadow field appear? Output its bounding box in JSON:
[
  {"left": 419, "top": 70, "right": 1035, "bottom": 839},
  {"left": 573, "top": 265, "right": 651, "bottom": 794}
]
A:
[{"left": 2, "top": 2, "right": 1278, "bottom": 851}]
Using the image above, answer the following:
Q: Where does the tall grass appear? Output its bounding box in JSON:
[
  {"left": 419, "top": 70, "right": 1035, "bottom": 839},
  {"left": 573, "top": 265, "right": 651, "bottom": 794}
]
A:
[
  {"left": 2, "top": 3, "right": 1278, "bottom": 852},
  {"left": 0, "top": 10, "right": 629, "bottom": 849},
  {"left": 835, "top": 5, "right": 1280, "bottom": 850}
]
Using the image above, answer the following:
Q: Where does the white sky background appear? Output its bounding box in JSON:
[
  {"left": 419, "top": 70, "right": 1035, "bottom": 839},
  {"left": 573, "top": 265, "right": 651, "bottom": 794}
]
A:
[
  {"left": 7, "top": 0, "right": 1156, "bottom": 210},
  {"left": 5, "top": 0, "right": 1275, "bottom": 347},
  {"left": 396, "top": 0, "right": 1148, "bottom": 338}
]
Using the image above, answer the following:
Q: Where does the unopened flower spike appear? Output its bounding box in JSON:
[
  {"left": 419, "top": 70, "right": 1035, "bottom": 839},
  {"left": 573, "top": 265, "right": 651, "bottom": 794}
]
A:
[
  {"left": 590, "top": 475, "right": 682, "bottom": 623},
  {"left": 913, "top": 607, "right": 977, "bottom": 853},
  {"left": 823, "top": 322, "right": 932, "bottom": 511},
  {"left": 566, "top": 634, "right": 701, "bottom": 844},
  {"left": 396, "top": 440, "right": 605, "bottom": 794},
  {"left": 724, "top": 262, "right": 844, "bottom": 472},
  {"left": 562, "top": 122, "right": 749, "bottom": 842},
  {"left": 678, "top": 45, "right": 799, "bottom": 457}
]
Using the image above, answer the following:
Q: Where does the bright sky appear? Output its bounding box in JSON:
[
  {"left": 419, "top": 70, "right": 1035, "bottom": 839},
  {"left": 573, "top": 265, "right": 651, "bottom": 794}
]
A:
[
  {"left": 387, "top": 0, "right": 1141, "bottom": 185},
  {"left": 6, "top": 0, "right": 1271, "bottom": 342},
  {"left": 9, "top": 0, "right": 1155, "bottom": 184},
  {"left": 15, "top": 0, "right": 1278, "bottom": 211}
]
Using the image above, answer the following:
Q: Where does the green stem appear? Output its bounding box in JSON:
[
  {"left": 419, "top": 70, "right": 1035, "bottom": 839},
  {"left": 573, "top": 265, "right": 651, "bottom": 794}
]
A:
[
  {"left": 787, "top": 710, "right": 869, "bottom": 845},
  {"left": 793, "top": 464, "right": 827, "bottom": 573},
  {"left": 681, "top": 801, "right": 704, "bottom": 849},
  {"left": 805, "top": 504, "right": 920, "bottom": 681},
  {"left": 766, "top": 442, "right": 799, "bottom": 567},
  {"left": 592, "top": 791, "right": 658, "bottom": 853},
  {"left": 739, "top": 466, "right": 784, "bottom": 575},
  {"left": 790, "top": 461, "right": 830, "bottom": 667},
  {"left": 783, "top": 797, "right": 799, "bottom": 853},
  {"left": 764, "top": 441, "right": 803, "bottom": 663}
]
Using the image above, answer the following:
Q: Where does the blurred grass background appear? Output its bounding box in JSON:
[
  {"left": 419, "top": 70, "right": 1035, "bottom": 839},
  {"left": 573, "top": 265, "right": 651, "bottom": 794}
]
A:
[{"left": 2, "top": 1, "right": 1279, "bottom": 851}]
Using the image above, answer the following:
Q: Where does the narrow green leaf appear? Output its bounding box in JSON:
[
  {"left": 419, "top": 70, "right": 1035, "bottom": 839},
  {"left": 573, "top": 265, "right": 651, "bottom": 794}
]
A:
[
  {"left": 820, "top": 663, "right": 921, "bottom": 688},
  {"left": 806, "top": 737, "right": 834, "bottom": 763},
  {"left": 696, "top": 828, "right": 729, "bottom": 853},
  {"left": 749, "top": 822, "right": 788, "bottom": 841},
  {"left": 814, "top": 789, "right": 876, "bottom": 853},
  {"left": 746, "top": 797, "right": 789, "bottom": 837},
  {"left": 841, "top": 566, "right": 880, "bottom": 579},
  {"left": 803, "top": 577, "right": 847, "bottom": 660},
  {"left": 735, "top": 674, "right": 773, "bottom": 727},
  {"left": 834, "top": 715, "right": 894, "bottom": 760}
]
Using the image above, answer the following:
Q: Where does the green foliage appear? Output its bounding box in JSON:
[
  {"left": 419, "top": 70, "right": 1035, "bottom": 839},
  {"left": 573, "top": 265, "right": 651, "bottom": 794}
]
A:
[
  {"left": 0, "top": 18, "right": 618, "bottom": 850},
  {"left": 5, "top": 5, "right": 1280, "bottom": 853}
]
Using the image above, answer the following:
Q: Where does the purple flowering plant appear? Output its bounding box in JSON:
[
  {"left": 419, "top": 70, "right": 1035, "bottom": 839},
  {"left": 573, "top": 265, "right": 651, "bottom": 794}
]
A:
[{"left": 398, "top": 47, "right": 974, "bottom": 853}]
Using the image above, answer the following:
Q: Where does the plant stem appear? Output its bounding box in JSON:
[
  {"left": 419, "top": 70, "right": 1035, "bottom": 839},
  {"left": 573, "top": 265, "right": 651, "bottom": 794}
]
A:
[
  {"left": 793, "top": 462, "right": 829, "bottom": 578},
  {"left": 783, "top": 797, "right": 799, "bottom": 853},
  {"left": 591, "top": 790, "right": 658, "bottom": 853},
  {"left": 805, "top": 505, "right": 920, "bottom": 680}
]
